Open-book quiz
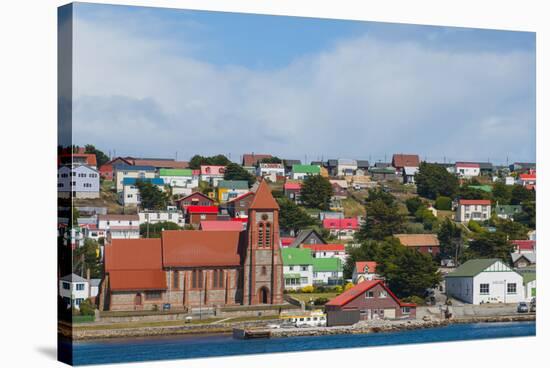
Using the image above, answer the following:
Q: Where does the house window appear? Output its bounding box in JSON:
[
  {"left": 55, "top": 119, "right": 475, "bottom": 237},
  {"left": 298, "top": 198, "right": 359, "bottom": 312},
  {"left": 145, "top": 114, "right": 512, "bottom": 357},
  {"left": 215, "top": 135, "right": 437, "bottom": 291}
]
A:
[
  {"left": 145, "top": 291, "right": 162, "bottom": 300},
  {"left": 301, "top": 266, "right": 308, "bottom": 271},
  {"left": 507, "top": 283, "right": 517, "bottom": 294},
  {"left": 402, "top": 307, "right": 411, "bottom": 314},
  {"left": 300, "top": 277, "right": 308, "bottom": 284},
  {"left": 366, "top": 291, "right": 374, "bottom": 299},
  {"left": 62, "top": 282, "right": 70, "bottom": 290},
  {"left": 480, "top": 283, "right": 490, "bottom": 295},
  {"left": 74, "top": 298, "right": 84, "bottom": 306},
  {"left": 379, "top": 290, "right": 387, "bottom": 298},
  {"left": 289, "top": 266, "right": 294, "bottom": 271},
  {"left": 173, "top": 271, "right": 179, "bottom": 289},
  {"left": 76, "top": 283, "right": 85, "bottom": 291},
  {"left": 313, "top": 272, "right": 318, "bottom": 278}
]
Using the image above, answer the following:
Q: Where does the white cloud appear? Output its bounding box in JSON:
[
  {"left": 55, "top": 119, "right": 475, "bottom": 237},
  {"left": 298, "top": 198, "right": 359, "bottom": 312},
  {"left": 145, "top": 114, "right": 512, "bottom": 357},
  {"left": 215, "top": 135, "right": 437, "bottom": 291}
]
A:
[{"left": 72, "top": 11, "right": 535, "bottom": 164}]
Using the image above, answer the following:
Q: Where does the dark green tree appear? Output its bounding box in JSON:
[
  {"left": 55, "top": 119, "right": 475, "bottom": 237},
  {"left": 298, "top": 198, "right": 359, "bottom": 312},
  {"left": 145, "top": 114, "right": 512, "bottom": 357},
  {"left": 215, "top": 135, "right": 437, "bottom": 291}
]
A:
[
  {"left": 492, "top": 182, "right": 512, "bottom": 205},
  {"left": 135, "top": 180, "right": 169, "bottom": 210},
  {"left": 465, "top": 231, "right": 514, "bottom": 261},
  {"left": 434, "top": 196, "right": 452, "bottom": 210},
  {"left": 457, "top": 186, "right": 492, "bottom": 200},
  {"left": 511, "top": 185, "right": 535, "bottom": 205},
  {"left": 415, "top": 162, "right": 459, "bottom": 199},
  {"left": 437, "top": 217, "right": 463, "bottom": 260},
  {"left": 405, "top": 196, "right": 423, "bottom": 215},
  {"left": 84, "top": 144, "right": 110, "bottom": 167},
  {"left": 514, "top": 201, "right": 535, "bottom": 229},
  {"left": 140, "top": 221, "right": 182, "bottom": 238},
  {"left": 73, "top": 238, "right": 102, "bottom": 278},
  {"left": 356, "top": 197, "right": 404, "bottom": 241},
  {"left": 188, "top": 154, "right": 231, "bottom": 169},
  {"left": 277, "top": 198, "right": 317, "bottom": 234},
  {"left": 365, "top": 188, "right": 396, "bottom": 207},
  {"left": 494, "top": 218, "right": 528, "bottom": 240},
  {"left": 301, "top": 175, "right": 333, "bottom": 210},
  {"left": 260, "top": 156, "right": 282, "bottom": 164},
  {"left": 223, "top": 163, "right": 256, "bottom": 186}
]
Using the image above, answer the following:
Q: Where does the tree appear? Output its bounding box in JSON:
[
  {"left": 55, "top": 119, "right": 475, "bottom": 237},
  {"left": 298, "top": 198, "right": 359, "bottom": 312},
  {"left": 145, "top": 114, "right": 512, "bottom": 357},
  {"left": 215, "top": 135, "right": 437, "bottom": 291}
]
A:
[
  {"left": 365, "top": 188, "right": 396, "bottom": 207},
  {"left": 260, "top": 156, "right": 282, "bottom": 164},
  {"left": 277, "top": 198, "right": 318, "bottom": 234},
  {"left": 414, "top": 206, "right": 438, "bottom": 231},
  {"left": 437, "top": 218, "right": 463, "bottom": 260},
  {"left": 435, "top": 196, "right": 452, "bottom": 211},
  {"left": 405, "top": 196, "right": 423, "bottom": 215},
  {"left": 188, "top": 154, "right": 231, "bottom": 169},
  {"left": 465, "top": 231, "right": 514, "bottom": 261},
  {"left": 494, "top": 219, "right": 528, "bottom": 240},
  {"left": 84, "top": 144, "right": 110, "bottom": 167},
  {"left": 492, "top": 182, "right": 512, "bottom": 205},
  {"left": 514, "top": 201, "right": 535, "bottom": 229},
  {"left": 301, "top": 175, "right": 333, "bottom": 210},
  {"left": 457, "top": 186, "right": 492, "bottom": 200},
  {"left": 356, "top": 198, "right": 404, "bottom": 241},
  {"left": 415, "top": 162, "right": 459, "bottom": 199},
  {"left": 511, "top": 185, "right": 535, "bottom": 205},
  {"left": 223, "top": 163, "right": 256, "bottom": 186},
  {"left": 135, "top": 180, "right": 168, "bottom": 210},
  {"left": 73, "top": 238, "right": 102, "bottom": 278},
  {"left": 140, "top": 221, "right": 182, "bottom": 238}
]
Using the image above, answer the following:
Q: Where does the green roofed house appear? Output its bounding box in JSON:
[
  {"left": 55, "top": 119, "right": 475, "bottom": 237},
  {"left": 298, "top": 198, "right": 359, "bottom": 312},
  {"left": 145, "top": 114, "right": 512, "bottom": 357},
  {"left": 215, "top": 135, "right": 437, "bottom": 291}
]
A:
[
  {"left": 159, "top": 168, "right": 198, "bottom": 195},
  {"left": 445, "top": 258, "right": 526, "bottom": 304},
  {"left": 217, "top": 180, "right": 250, "bottom": 202},
  {"left": 291, "top": 164, "right": 321, "bottom": 180},
  {"left": 312, "top": 257, "right": 343, "bottom": 286},
  {"left": 495, "top": 204, "right": 523, "bottom": 220},
  {"left": 281, "top": 248, "right": 314, "bottom": 290}
]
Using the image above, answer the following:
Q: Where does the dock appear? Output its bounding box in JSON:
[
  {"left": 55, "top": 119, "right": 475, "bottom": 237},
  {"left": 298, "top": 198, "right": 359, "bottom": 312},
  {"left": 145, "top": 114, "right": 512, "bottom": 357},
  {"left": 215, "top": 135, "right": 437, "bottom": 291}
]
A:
[{"left": 232, "top": 327, "right": 272, "bottom": 339}]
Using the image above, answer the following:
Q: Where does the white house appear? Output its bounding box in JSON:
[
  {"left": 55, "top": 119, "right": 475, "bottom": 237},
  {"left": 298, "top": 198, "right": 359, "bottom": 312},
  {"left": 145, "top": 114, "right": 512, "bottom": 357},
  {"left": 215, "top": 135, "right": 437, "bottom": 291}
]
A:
[
  {"left": 455, "top": 199, "right": 491, "bottom": 222},
  {"left": 403, "top": 166, "right": 419, "bottom": 184},
  {"left": 120, "top": 177, "right": 165, "bottom": 207},
  {"left": 257, "top": 163, "right": 285, "bottom": 182},
  {"left": 138, "top": 208, "right": 185, "bottom": 226},
  {"left": 302, "top": 244, "right": 347, "bottom": 263},
  {"left": 336, "top": 159, "right": 357, "bottom": 176},
  {"left": 281, "top": 248, "right": 314, "bottom": 290},
  {"left": 521, "top": 273, "right": 536, "bottom": 302},
  {"left": 97, "top": 214, "right": 140, "bottom": 239},
  {"left": 159, "top": 168, "right": 199, "bottom": 195},
  {"left": 58, "top": 165, "right": 100, "bottom": 198},
  {"left": 312, "top": 257, "right": 344, "bottom": 286},
  {"left": 59, "top": 273, "right": 101, "bottom": 310},
  {"left": 200, "top": 165, "right": 226, "bottom": 187},
  {"left": 455, "top": 162, "right": 480, "bottom": 178},
  {"left": 113, "top": 164, "right": 156, "bottom": 193},
  {"left": 445, "top": 259, "right": 525, "bottom": 304},
  {"left": 291, "top": 164, "right": 321, "bottom": 180},
  {"left": 352, "top": 261, "right": 380, "bottom": 283}
]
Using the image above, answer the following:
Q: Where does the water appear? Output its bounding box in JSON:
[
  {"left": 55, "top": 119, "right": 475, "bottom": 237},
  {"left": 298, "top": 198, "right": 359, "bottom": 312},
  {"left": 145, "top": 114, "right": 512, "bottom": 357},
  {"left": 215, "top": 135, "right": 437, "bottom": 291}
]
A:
[{"left": 64, "top": 321, "right": 535, "bottom": 366}]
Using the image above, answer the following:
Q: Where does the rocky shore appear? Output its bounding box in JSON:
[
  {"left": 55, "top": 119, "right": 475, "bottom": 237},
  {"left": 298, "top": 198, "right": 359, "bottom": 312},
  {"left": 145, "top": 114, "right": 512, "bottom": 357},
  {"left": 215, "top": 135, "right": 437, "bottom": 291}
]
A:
[{"left": 62, "top": 313, "right": 535, "bottom": 341}]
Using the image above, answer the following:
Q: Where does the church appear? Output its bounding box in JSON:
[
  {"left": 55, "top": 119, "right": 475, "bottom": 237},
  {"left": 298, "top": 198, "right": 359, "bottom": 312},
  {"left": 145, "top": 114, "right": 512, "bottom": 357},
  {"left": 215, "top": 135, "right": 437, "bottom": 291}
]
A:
[{"left": 99, "top": 180, "right": 285, "bottom": 311}]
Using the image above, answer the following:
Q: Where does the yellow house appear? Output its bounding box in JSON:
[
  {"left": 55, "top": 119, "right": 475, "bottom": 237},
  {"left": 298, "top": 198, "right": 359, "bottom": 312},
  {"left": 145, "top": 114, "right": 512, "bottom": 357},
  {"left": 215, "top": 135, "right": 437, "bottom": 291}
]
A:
[
  {"left": 320, "top": 167, "right": 329, "bottom": 178},
  {"left": 216, "top": 180, "right": 250, "bottom": 202}
]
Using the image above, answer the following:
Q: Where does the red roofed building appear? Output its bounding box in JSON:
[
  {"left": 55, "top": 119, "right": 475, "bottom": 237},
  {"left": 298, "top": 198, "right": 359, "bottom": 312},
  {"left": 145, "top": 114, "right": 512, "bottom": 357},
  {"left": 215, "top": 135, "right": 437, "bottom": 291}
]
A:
[
  {"left": 99, "top": 157, "right": 132, "bottom": 180},
  {"left": 59, "top": 152, "right": 98, "bottom": 168},
  {"left": 186, "top": 205, "right": 219, "bottom": 226},
  {"left": 456, "top": 199, "right": 491, "bottom": 223},
  {"left": 391, "top": 154, "right": 420, "bottom": 172},
  {"left": 200, "top": 220, "right": 245, "bottom": 232},
  {"left": 175, "top": 192, "right": 214, "bottom": 211},
  {"left": 99, "top": 179, "right": 284, "bottom": 311},
  {"left": 352, "top": 261, "right": 380, "bottom": 282},
  {"left": 511, "top": 240, "right": 536, "bottom": 254},
  {"left": 325, "top": 280, "right": 416, "bottom": 326},
  {"left": 301, "top": 244, "right": 346, "bottom": 262},
  {"left": 281, "top": 237, "right": 296, "bottom": 248},
  {"left": 455, "top": 162, "right": 481, "bottom": 178},
  {"left": 242, "top": 153, "right": 272, "bottom": 167},
  {"left": 283, "top": 182, "right": 302, "bottom": 204},
  {"left": 518, "top": 171, "right": 536, "bottom": 190},
  {"left": 322, "top": 218, "right": 359, "bottom": 240}
]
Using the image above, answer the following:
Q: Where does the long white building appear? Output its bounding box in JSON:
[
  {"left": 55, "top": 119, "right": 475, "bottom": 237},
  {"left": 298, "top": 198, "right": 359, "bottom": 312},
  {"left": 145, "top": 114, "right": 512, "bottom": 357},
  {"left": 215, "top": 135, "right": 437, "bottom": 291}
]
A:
[{"left": 58, "top": 165, "right": 100, "bottom": 198}]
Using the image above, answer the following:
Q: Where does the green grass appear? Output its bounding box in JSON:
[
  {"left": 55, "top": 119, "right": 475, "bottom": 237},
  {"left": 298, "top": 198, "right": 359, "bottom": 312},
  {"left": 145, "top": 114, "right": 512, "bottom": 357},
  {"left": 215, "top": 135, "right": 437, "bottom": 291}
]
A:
[
  {"left": 437, "top": 210, "right": 454, "bottom": 219},
  {"left": 287, "top": 292, "right": 338, "bottom": 303},
  {"left": 341, "top": 197, "right": 366, "bottom": 217},
  {"left": 74, "top": 317, "right": 226, "bottom": 331}
]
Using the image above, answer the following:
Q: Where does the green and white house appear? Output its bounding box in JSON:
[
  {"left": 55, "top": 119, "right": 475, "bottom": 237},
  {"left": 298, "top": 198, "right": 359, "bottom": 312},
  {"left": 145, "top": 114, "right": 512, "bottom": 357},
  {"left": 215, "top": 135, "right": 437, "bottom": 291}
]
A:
[
  {"left": 495, "top": 204, "right": 523, "bottom": 220},
  {"left": 159, "top": 168, "right": 198, "bottom": 196},
  {"left": 291, "top": 164, "right": 321, "bottom": 180},
  {"left": 445, "top": 259, "right": 526, "bottom": 304},
  {"left": 281, "top": 248, "right": 343, "bottom": 290}
]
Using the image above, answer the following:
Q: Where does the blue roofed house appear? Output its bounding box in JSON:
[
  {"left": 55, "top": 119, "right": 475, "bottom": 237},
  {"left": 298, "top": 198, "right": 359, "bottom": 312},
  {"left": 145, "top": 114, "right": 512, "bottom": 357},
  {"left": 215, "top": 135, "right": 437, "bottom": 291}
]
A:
[
  {"left": 113, "top": 164, "right": 157, "bottom": 192},
  {"left": 120, "top": 177, "right": 165, "bottom": 207}
]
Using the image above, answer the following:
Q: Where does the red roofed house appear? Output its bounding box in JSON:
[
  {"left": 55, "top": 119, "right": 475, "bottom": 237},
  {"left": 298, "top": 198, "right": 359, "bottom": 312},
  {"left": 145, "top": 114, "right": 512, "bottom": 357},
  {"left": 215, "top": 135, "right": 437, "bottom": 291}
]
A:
[
  {"left": 323, "top": 218, "right": 359, "bottom": 240},
  {"left": 200, "top": 220, "right": 245, "bottom": 232},
  {"left": 511, "top": 240, "right": 536, "bottom": 254},
  {"left": 283, "top": 182, "right": 302, "bottom": 204},
  {"left": 394, "top": 234, "right": 440, "bottom": 256},
  {"left": 242, "top": 153, "right": 272, "bottom": 167},
  {"left": 518, "top": 170, "right": 536, "bottom": 190},
  {"left": 281, "top": 237, "right": 296, "bottom": 248},
  {"left": 352, "top": 261, "right": 380, "bottom": 283},
  {"left": 99, "top": 157, "right": 132, "bottom": 180},
  {"left": 325, "top": 280, "right": 416, "bottom": 326},
  {"left": 59, "top": 152, "right": 98, "bottom": 168},
  {"left": 301, "top": 244, "right": 346, "bottom": 262},
  {"left": 187, "top": 205, "right": 219, "bottom": 226},
  {"left": 455, "top": 162, "right": 481, "bottom": 178},
  {"left": 99, "top": 179, "right": 284, "bottom": 311},
  {"left": 175, "top": 192, "right": 214, "bottom": 211},
  {"left": 456, "top": 199, "right": 491, "bottom": 222},
  {"left": 391, "top": 154, "right": 420, "bottom": 173}
]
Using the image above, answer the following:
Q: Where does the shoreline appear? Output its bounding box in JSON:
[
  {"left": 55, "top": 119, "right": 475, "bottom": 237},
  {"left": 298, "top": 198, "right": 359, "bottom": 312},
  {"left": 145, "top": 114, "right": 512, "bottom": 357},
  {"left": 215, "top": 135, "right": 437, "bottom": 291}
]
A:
[{"left": 61, "top": 314, "right": 535, "bottom": 342}]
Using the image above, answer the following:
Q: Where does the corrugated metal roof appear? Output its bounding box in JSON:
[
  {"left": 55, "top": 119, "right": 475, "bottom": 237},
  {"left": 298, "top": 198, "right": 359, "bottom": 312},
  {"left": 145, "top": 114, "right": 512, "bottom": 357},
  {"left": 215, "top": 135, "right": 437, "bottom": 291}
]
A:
[
  {"left": 445, "top": 258, "right": 502, "bottom": 278},
  {"left": 281, "top": 248, "right": 314, "bottom": 265}
]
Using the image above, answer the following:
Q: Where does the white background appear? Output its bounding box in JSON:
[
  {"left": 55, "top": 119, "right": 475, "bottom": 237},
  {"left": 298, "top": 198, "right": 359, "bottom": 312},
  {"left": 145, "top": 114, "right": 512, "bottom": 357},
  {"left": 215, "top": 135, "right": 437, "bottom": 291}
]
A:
[{"left": 0, "top": 0, "right": 547, "bottom": 367}]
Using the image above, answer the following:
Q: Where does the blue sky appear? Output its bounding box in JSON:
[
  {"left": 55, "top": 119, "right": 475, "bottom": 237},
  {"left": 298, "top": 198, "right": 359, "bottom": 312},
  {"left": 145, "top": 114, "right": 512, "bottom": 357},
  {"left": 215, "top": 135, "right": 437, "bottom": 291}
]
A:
[{"left": 70, "top": 3, "right": 536, "bottom": 164}]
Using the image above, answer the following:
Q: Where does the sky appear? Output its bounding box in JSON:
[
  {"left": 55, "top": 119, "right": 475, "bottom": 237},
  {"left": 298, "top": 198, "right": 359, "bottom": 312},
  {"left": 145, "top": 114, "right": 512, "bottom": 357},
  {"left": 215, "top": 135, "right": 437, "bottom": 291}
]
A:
[{"left": 68, "top": 3, "right": 536, "bottom": 165}]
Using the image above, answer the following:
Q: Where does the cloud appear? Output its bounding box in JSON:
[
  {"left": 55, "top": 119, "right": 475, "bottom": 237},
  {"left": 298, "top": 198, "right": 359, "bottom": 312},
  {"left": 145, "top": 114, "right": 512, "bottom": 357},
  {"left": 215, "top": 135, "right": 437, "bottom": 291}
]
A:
[{"left": 72, "top": 8, "right": 535, "bottom": 164}]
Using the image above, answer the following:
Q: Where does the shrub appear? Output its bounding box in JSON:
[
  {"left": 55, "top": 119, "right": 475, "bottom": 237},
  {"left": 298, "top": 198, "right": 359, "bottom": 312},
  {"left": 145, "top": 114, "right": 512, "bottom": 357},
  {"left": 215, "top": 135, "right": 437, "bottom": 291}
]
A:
[
  {"left": 405, "top": 197, "right": 424, "bottom": 215},
  {"left": 343, "top": 282, "right": 354, "bottom": 291},
  {"left": 333, "top": 285, "right": 343, "bottom": 294},
  {"left": 313, "top": 297, "right": 329, "bottom": 305},
  {"left": 435, "top": 196, "right": 452, "bottom": 211},
  {"left": 467, "top": 220, "right": 483, "bottom": 233},
  {"left": 401, "top": 295, "right": 425, "bottom": 305},
  {"left": 300, "top": 285, "right": 315, "bottom": 293},
  {"left": 78, "top": 299, "right": 95, "bottom": 316}
]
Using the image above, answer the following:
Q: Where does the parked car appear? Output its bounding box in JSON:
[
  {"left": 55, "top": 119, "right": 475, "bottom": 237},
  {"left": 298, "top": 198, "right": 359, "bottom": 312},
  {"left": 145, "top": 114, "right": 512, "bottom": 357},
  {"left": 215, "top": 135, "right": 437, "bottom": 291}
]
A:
[{"left": 517, "top": 302, "right": 529, "bottom": 313}]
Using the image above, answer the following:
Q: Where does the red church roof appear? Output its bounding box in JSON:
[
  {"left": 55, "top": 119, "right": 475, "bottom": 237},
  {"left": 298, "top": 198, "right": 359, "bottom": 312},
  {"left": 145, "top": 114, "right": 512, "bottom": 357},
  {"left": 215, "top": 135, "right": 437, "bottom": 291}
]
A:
[
  {"left": 200, "top": 221, "right": 244, "bottom": 231},
  {"left": 249, "top": 180, "right": 279, "bottom": 210}
]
